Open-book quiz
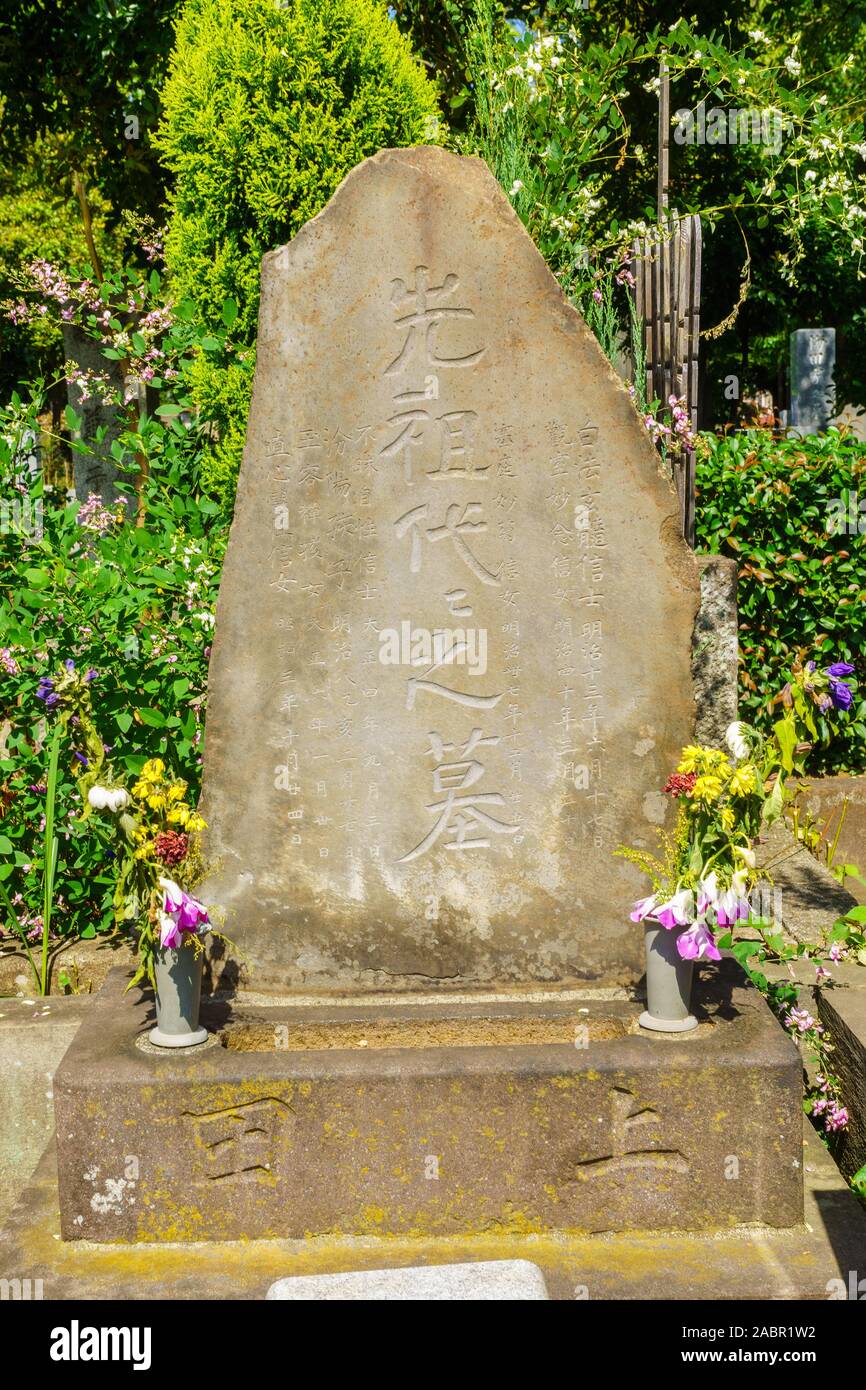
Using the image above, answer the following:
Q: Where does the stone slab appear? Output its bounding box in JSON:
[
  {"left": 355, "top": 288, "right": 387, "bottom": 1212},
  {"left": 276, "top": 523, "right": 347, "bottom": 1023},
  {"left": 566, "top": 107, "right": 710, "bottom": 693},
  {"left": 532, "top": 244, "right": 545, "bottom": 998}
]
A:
[
  {"left": 790, "top": 328, "right": 836, "bottom": 435},
  {"left": 199, "top": 145, "right": 699, "bottom": 992},
  {"left": 265, "top": 1259, "right": 549, "bottom": 1300},
  {"left": 814, "top": 967, "right": 866, "bottom": 1183},
  {"left": 0, "top": 995, "right": 91, "bottom": 1227},
  {"left": 62, "top": 324, "right": 128, "bottom": 506},
  {"left": 692, "top": 553, "right": 738, "bottom": 746},
  {"left": 797, "top": 774, "right": 866, "bottom": 905},
  {"left": 759, "top": 819, "right": 858, "bottom": 947},
  {"left": 2, "top": 1122, "right": 863, "bottom": 1300},
  {"left": 53, "top": 963, "right": 802, "bottom": 1242}
]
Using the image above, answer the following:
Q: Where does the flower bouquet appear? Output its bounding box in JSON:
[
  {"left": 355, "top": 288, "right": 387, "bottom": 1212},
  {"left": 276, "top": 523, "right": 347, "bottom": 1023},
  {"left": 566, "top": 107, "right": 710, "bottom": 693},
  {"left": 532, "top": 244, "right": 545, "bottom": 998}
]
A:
[
  {"left": 618, "top": 655, "right": 856, "bottom": 1030},
  {"left": 39, "top": 661, "right": 214, "bottom": 1045}
]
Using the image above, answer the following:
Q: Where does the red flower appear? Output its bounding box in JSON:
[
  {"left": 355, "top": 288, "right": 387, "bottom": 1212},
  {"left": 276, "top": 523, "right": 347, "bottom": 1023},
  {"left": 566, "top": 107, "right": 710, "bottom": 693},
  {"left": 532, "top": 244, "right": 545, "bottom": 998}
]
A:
[
  {"left": 154, "top": 831, "right": 189, "bottom": 867},
  {"left": 663, "top": 772, "right": 697, "bottom": 797}
]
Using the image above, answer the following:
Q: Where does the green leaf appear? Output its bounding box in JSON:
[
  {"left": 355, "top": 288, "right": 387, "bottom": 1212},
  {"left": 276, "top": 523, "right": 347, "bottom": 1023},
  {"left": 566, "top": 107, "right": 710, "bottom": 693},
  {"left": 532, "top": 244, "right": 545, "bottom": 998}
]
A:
[
  {"left": 222, "top": 298, "right": 238, "bottom": 327},
  {"left": 773, "top": 716, "right": 797, "bottom": 774},
  {"left": 136, "top": 707, "right": 165, "bottom": 728}
]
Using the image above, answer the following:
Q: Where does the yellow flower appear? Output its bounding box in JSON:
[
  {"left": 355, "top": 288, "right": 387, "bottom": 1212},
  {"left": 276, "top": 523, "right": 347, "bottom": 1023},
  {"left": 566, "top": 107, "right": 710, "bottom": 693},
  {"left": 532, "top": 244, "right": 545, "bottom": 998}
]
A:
[
  {"left": 677, "top": 745, "right": 705, "bottom": 774},
  {"left": 187, "top": 813, "right": 206, "bottom": 833},
  {"left": 729, "top": 764, "right": 759, "bottom": 797},
  {"left": 691, "top": 773, "right": 725, "bottom": 803},
  {"left": 146, "top": 792, "right": 167, "bottom": 813},
  {"left": 140, "top": 758, "right": 165, "bottom": 783},
  {"left": 677, "top": 744, "right": 731, "bottom": 777},
  {"left": 704, "top": 750, "right": 732, "bottom": 777},
  {"left": 167, "top": 804, "right": 190, "bottom": 827},
  {"left": 721, "top": 806, "right": 735, "bottom": 830},
  {"left": 167, "top": 784, "right": 185, "bottom": 802}
]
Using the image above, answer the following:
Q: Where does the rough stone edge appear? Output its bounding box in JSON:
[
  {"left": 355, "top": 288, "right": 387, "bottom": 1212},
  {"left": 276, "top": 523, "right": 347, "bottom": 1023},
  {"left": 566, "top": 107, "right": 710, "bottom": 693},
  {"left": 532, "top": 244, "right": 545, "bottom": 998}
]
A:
[
  {"left": 257, "top": 145, "right": 694, "bottom": 561},
  {"left": 761, "top": 818, "right": 859, "bottom": 947},
  {"left": 2, "top": 1120, "right": 863, "bottom": 1300},
  {"left": 692, "top": 553, "right": 738, "bottom": 747}
]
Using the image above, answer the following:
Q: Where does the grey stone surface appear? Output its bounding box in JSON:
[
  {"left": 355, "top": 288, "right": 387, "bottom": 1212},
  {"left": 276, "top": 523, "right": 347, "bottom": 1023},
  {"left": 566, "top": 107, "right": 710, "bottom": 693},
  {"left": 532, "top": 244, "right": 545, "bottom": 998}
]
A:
[
  {"left": 790, "top": 328, "right": 836, "bottom": 436},
  {"left": 4, "top": 1121, "right": 864, "bottom": 1300},
  {"left": 692, "top": 553, "right": 738, "bottom": 746},
  {"left": 797, "top": 774, "right": 866, "bottom": 904},
  {"left": 200, "top": 145, "right": 700, "bottom": 992},
  {"left": 759, "top": 819, "right": 858, "bottom": 947},
  {"left": 53, "top": 963, "right": 802, "bottom": 1242},
  {"left": 266, "top": 1259, "right": 549, "bottom": 1300},
  {"left": 0, "top": 995, "right": 91, "bottom": 1225},
  {"left": 62, "top": 324, "right": 130, "bottom": 506},
  {"left": 814, "top": 966, "right": 866, "bottom": 1182},
  {"left": 0, "top": 939, "right": 134, "bottom": 996}
]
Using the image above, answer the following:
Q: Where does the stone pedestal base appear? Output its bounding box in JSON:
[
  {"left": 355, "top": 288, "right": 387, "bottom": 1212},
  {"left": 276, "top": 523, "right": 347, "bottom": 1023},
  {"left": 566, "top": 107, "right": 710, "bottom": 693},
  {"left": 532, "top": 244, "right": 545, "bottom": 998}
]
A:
[
  {"left": 2, "top": 1125, "right": 864, "bottom": 1301},
  {"left": 53, "top": 962, "right": 802, "bottom": 1243}
]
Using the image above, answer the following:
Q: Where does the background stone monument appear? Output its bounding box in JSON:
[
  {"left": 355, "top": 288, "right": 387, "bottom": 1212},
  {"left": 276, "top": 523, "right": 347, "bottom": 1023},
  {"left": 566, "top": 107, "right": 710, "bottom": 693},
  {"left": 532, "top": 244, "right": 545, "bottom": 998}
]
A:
[
  {"left": 200, "top": 146, "right": 700, "bottom": 991},
  {"left": 62, "top": 323, "right": 132, "bottom": 506},
  {"left": 789, "top": 327, "right": 836, "bottom": 435}
]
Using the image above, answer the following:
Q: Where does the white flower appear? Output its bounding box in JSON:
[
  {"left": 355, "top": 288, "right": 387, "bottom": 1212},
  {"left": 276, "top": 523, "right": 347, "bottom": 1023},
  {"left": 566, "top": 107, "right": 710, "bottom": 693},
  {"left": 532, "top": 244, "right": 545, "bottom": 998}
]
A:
[
  {"left": 784, "top": 54, "right": 801, "bottom": 76},
  {"left": 725, "top": 721, "right": 750, "bottom": 761},
  {"left": 88, "top": 785, "right": 130, "bottom": 813},
  {"left": 735, "top": 845, "right": 757, "bottom": 870},
  {"left": 509, "top": 179, "right": 524, "bottom": 197}
]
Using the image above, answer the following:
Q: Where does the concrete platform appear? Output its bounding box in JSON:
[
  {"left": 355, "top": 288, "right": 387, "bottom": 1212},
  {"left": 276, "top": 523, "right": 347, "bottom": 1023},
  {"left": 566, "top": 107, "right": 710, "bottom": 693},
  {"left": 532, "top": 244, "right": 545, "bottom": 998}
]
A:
[
  {"left": 1, "top": 1124, "right": 864, "bottom": 1300},
  {"left": 53, "top": 963, "right": 802, "bottom": 1241}
]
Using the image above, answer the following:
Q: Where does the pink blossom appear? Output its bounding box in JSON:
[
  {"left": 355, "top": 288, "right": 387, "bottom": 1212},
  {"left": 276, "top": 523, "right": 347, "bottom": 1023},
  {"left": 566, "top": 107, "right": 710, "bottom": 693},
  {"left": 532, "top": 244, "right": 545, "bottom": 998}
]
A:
[{"left": 677, "top": 922, "right": 721, "bottom": 961}]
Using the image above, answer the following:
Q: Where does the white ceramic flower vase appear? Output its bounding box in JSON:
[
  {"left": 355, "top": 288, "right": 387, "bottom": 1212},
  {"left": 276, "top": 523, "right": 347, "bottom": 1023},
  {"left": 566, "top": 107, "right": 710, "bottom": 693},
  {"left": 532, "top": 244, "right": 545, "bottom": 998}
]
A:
[
  {"left": 639, "top": 921, "right": 698, "bottom": 1033},
  {"left": 150, "top": 942, "right": 208, "bottom": 1048}
]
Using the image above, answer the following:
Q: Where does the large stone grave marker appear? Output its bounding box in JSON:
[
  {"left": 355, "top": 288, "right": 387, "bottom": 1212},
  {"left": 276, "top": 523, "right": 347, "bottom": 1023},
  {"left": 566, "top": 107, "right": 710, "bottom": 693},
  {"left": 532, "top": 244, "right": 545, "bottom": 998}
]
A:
[{"left": 200, "top": 146, "right": 699, "bottom": 991}]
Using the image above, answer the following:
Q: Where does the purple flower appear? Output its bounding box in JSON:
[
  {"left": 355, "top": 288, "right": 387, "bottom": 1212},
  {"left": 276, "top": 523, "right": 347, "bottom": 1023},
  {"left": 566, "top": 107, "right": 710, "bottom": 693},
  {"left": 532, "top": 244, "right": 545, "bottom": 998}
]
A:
[
  {"left": 654, "top": 887, "right": 694, "bottom": 929},
  {"left": 786, "top": 1006, "right": 817, "bottom": 1033},
  {"left": 64, "top": 658, "right": 75, "bottom": 672},
  {"left": 825, "top": 1104, "right": 849, "bottom": 1132},
  {"left": 35, "top": 677, "right": 58, "bottom": 708},
  {"left": 677, "top": 922, "right": 721, "bottom": 962},
  {"left": 829, "top": 679, "right": 853, "bottom": 711},
  {"left": 826, "top": 662, "right": 855, "bottom": 677},
  {"left": 85, "top": 668, "right": 98, "bottom": 682},
  {"left": 630, "top": 893, "right": 658, "bottom": 923},
  {"left": 73, "top": 752, "right": 89, "bottom": 768},
  {"left": 157, "top": 877, "right": 209, "bottom": 949}
]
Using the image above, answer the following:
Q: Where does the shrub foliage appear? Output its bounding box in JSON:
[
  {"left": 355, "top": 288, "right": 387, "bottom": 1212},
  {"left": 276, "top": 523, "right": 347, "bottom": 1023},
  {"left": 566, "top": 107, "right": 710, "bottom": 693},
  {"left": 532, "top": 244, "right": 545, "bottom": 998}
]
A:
[
  {"left": 155, "top": 0, "right": 440, "bottom": 505},
  {"left": 696, "top": 430, "right": 866, "bottom": 773}
]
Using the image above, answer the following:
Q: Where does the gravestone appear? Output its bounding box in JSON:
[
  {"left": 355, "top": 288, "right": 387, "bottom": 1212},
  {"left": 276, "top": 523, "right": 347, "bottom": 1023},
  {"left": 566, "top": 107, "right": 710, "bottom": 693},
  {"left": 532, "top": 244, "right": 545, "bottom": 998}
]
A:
[
  {"left": 200, "top": 146, "right": 700, "bottom": 991},
  {"left": 790, "top": 327, "right": 836, "bottom": 436},
  {"left": 62, "top": 324, "right": 131, "bottom": 506},
  {"left": 52, "top": 152, "right": 807, "bottom": 1251}
]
